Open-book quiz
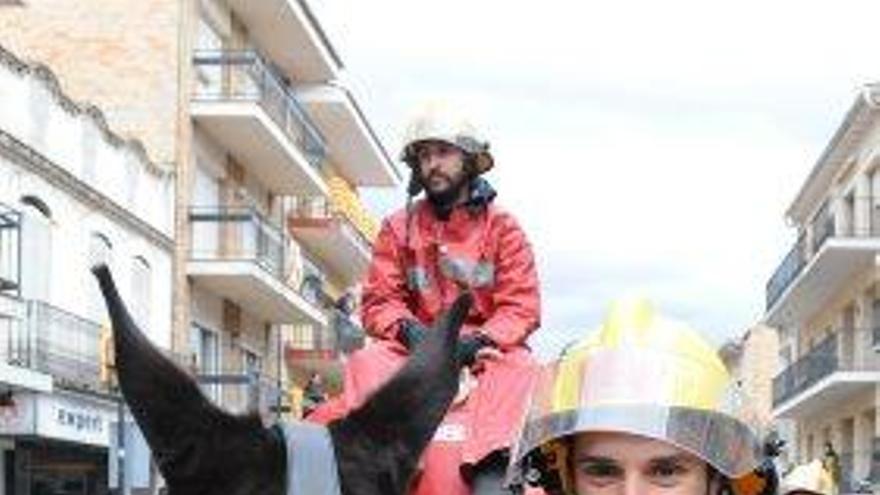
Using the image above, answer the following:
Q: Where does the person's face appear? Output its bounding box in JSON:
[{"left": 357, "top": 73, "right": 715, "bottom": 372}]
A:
[
  {"left": 572, "top": 432, "right": 716, "bottom": 495},
  {"left": 413, "top": 140, "right": 467, "bottom": 196}
]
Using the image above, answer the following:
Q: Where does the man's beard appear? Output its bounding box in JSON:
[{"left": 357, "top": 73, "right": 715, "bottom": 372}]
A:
[{"left": 424, "top": 172, "right": 470, "bottom": 219}]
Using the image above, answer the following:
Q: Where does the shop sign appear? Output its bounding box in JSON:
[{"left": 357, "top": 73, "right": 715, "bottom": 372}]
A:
[{"left": 34, "top": 393, "right": 115, "bottom": 447}]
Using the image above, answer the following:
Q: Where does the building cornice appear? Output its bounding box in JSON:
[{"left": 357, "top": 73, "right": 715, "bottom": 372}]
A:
[
  {"left": 786, "top": 84, "right": 880, "bottom": 223},
  {"left": 0, "top": 44, "right": 173, "bottom": 178},
  {"left": 297, "top": 0, "right": 344, "bottom": 71}
]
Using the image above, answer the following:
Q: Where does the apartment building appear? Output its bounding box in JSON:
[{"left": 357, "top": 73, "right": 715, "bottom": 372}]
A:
[
  {"left": 720, "top": 325, "right": 781, "bottom": 432},
  {"left": 0, "top": 0, "right": 399, "bottom": 419},
  {"left": 719, "top": 324, "right": 797, "bottom": 471},
  {"left": 765, "top": 84, "right": 880, "bottom": 492},
  {"left": 0, "top": 46, "right": 174, "bottom": 495}
]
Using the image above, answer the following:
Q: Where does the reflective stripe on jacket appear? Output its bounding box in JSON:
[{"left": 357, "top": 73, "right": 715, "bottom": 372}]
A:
[{"left": 362, "top": 200, "right": 540, "bottom": 349}]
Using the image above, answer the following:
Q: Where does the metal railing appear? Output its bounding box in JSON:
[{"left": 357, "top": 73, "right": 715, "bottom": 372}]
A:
[
  {"left": 167, "top": 351, "right": 289, "bottom": 418},
  {"left": 192, "top": 49, "right": 327, "bottom": 170},
  {"left": 289, "top": 195, "right": 373, "bottom": 255},
  {"left": 286, "top": 309, "right": 365, "bottom": 357},
  {"left": 766, "top": 196, "right": 880, "bottom": 311},
  {"left": 773, "top": 329, "right": 880, "bottom": 406},
  {"left": 773, "top": 334, "right": 836, "bottom": 406},
  {"left": 2, "top": 299, "right": 106, "bottom": 392},
  {"left": 766, "top": 236, "right": 806, "bottom": 310},
  {"left": 189, "top": 206, "right": 287, "bottom": 280},
  {"left": 811, "top": 201, "right": 835, "bottom": 253},
  {"left": 196, "top": 369, "right": 286, "bottom": 417}
]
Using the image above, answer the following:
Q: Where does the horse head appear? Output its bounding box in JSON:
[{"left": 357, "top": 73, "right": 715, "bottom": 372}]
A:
[{"left": 92, "top": 264, "right": 471, "bottom": 495}]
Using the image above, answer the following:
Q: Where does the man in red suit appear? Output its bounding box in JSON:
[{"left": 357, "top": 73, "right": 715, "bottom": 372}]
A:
[{"left": 310, "top": 102, "right": 541, "bottom": 495}]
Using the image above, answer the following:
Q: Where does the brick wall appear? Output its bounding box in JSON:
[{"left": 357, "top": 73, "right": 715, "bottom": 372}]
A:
[{"left": 0, "top": 0, "right": 183, "bottom": 164}]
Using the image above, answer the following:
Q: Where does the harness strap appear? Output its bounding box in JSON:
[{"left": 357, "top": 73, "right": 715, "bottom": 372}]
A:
[{"left": 279, "top": 422, "right": 342, "bottom": 495}]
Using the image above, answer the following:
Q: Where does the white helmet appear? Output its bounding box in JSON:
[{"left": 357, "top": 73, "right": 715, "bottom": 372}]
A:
[
  {"left": 401, "top": 101, "right": 494, "bottom": 175},
  {"left": 780, "top": 460, "right": 835, "bottom": 495}
]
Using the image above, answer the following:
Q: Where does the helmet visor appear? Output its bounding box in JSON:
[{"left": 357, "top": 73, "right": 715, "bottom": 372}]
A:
[{"left": 508, "top": 346, "right": 762, "bottom": 484}]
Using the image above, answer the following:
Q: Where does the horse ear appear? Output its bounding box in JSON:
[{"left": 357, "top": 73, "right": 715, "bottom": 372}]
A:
[
  {"left": 330, "top": 292, "right": 473, "bottom": 494},
  {"left": 91, "top": 264, "right": 284, "bottom": 491}
]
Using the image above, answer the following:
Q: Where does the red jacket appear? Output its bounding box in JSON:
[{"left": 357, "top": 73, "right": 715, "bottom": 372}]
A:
[{"left": 362, "top": 199, "right": 540, "bottom": 349}]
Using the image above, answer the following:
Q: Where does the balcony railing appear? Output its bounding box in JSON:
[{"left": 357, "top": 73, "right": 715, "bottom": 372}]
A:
[
  {"left": 165, "top": 351, "right": 288, "bottom": 418},
  {"left": 192, "top": 49, "right": 327, "bottom": 170},
  {"left": 766, "top": 236, "right": 806, "bottom": 310},
  {"left": 189, "top": 206, "right": 287, "bottom": 280},
  {"left": 289, "top": 195, "right": 373, "bottom": 253},
  {"left": 772, "top": 334, "right": 835, "bottom": 406},
  {"left": 766, "top": 196, "right": 880, "bottom": 311},
  {"left": 3, "top": 300, "right": 105, "bottom": 392},
  {"left": 773, "top": 329, "right": 880, "bottom": 406},
  {"left": 286, "top": 306, "right": 366, "bottom": 358}
]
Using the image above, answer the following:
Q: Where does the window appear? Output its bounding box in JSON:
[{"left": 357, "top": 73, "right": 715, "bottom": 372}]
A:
[
  {"left": 0, "top": 203, "right": 22, "bottom": 296},
  {"left": 190, "top": 322, "right": 220, "bottom": 401},
  {"left": 89, "top": 232, "right": 112, "bottom": 267},
  {"left": 194, "top": 18, "right": 223, "bottom": 95},
  {"left": 88, "top": 232, "right": 112, "bottom": 320},
  {"left": 242, "top": 347, "right": 261, "bottom": 377},
  {"left": 20, "top": 196, "right": 52, "bottom": 300},
  {"left": 131, "top": 256, "right": 151, "bottom": 328},
  {"left": 20, "top": 195, "right": 51, "bottom": 219},
  {"left": 300, "top": 254, "right": 329, "bottom": 307}
]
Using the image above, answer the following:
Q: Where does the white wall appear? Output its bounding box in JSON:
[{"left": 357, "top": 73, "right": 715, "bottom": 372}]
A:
[
  {"left": 0, "top": 60, "right": 174, "bottom": 239},
  {"left": 0, "top": 53, "right": 174, "bottom": 348}
]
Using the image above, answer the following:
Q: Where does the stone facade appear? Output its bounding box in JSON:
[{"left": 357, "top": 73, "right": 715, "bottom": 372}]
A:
[{"left": 0, "top": 0, "right": 183, "bottom": 165}]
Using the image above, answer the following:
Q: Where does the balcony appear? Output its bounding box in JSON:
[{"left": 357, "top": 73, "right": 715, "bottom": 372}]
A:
[
  {"left": 765, "top": 199, "right": 880, "bottom": 327},
  {"left": 187, "top": 206, "right": 326, "bottom": 326},
  {"left": 2, "top": 300, "right": 103, "bottom": 394},
  {"left": 766, "top": 236, "right": 806, "bottom": 311},
  {"left": 772, "top": 329, "right": 880, "bottom": 418},
  {"left": 198, "top": 370, "right": 289, "bottom": 419},
  {"left": 285, "top": 309, "right": 365, "bottom": 391},
  {"left": 191, "top": 50, "right": 328, "bottom": 196},
  {"left": 288, "top": 193, "right": 374, "bottom": 287},
  {"left": 298, "top": 83, "right": 400, "bottom": 187},
  {"left": 225, "top": 0, "right": 341, "bottom": 83},
  {"left": 166, "top": 350, "right": 290, "bottom": 419}
]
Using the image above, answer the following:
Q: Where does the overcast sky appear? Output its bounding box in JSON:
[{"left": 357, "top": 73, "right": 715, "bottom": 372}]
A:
[{"left": 309, "top": 0, "right": 880, "bottom": 360}]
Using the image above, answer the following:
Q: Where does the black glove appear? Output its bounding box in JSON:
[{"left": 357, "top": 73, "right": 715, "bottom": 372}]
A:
[
  {"left": 456, "top": 333, "right": 495, "bottom": 366},
  {"left": 396, "top": 319, "right": 429, "bottom": 351}
]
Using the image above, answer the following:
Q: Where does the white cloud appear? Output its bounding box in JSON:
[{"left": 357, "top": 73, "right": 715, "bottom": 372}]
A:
[{"left": 311, "top": 0, "right": 880, "bottom": 360}]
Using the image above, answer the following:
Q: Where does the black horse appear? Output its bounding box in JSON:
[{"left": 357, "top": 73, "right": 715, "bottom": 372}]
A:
[{"left": 92, "top": 265, "right": 472, "bottom": 495}]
